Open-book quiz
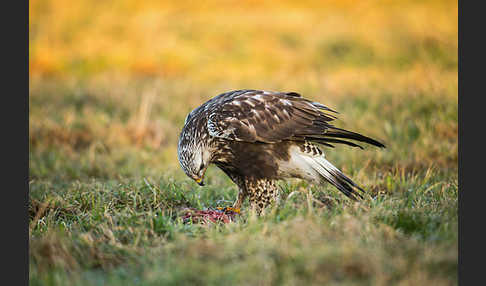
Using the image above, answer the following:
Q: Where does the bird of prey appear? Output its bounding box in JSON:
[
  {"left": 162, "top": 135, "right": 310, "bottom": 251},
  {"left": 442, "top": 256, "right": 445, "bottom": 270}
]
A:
[{"left": 177, "top": 90, "right": 385, "bottom": 214}]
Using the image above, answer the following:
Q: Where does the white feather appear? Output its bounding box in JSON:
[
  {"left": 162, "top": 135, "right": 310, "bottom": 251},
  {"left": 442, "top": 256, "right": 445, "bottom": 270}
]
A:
[
  {"left": 301, "top": 156, "right": 338, "bottom": 185},
  {"left": 277, "top": 144, "right": 342, "bottom": 186},
  {"left": 277, "top": 145, "right": 320, "bottom": 182}
]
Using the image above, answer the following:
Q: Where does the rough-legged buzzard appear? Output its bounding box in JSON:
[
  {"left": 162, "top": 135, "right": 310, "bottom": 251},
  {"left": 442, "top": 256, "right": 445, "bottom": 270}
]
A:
[{"left": 178, "top": 90, "right": 385, "bottom": 214}]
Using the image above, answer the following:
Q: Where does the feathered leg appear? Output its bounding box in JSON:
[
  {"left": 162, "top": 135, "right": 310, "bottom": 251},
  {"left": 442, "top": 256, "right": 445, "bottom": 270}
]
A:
[
  {"left": 215, "top": 165, "right": 278, "bottom": 214},
  {"left": 246, "top": 178, "right": 278, "bottom": 215}
]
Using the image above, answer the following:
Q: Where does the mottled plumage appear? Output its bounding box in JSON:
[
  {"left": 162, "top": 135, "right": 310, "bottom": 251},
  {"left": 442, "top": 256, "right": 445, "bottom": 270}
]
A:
[{"left": 177, "top": 90, "right": 385, "bottom": 214}]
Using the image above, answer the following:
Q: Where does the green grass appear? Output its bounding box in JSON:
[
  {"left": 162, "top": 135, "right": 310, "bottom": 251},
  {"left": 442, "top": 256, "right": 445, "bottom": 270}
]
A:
[
  {"left": 29, "top": 171, "right": 457, "bottom": 285},
  {"left": 29, "top": 75, "right": 457, "bottom": 285}
]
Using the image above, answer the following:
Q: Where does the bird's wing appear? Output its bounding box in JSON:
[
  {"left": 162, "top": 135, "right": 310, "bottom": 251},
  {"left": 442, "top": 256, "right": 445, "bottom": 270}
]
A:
[{"left": 207, "top": 90, "right": 338, "bottom": 143}]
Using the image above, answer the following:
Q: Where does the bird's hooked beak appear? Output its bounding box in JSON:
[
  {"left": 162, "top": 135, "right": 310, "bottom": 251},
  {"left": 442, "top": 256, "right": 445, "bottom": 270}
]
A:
[{"left": 195, "top": 177, "right": 205, "bottom": 186}]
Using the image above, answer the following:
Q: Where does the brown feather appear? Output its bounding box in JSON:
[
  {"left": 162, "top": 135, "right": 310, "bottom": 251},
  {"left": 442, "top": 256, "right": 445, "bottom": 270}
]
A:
[{"left": 206, "top": 90, "right": 385, "bottom": 149}]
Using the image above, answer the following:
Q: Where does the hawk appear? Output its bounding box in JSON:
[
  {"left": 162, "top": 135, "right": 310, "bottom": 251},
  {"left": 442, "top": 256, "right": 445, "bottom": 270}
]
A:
[{"left": 177, "top": 90, "right": 385, "bottom": 214}]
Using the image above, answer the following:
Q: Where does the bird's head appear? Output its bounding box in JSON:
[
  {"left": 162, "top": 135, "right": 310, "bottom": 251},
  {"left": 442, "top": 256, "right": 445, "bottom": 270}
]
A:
[{"left": 177, "top": 123, "right": 212, "bottom": 186}]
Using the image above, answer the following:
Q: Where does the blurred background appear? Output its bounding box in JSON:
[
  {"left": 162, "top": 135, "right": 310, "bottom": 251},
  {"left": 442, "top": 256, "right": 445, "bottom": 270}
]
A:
[
  {"left": 30, "top": 0, "right": 457, "bottom": 80},
  {"left": 29, "top": 0, "right": 457, "bottom": 179}
]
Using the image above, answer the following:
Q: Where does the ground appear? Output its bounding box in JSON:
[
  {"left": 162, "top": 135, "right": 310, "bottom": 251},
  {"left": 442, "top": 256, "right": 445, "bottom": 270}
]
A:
[{"left": 29, "top": 1, "right": 457, "bottom": 285}]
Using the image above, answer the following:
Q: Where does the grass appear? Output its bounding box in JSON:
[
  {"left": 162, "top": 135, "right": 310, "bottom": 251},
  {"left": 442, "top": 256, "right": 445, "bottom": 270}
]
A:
[{"left": 30, "top": 0, "right": 457, "bottom": 285}]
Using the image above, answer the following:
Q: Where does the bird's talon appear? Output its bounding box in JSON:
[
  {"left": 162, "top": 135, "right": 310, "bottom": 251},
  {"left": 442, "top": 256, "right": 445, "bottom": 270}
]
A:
[{"left": 217, "top": 206, "right": 241, "bottom": 214}]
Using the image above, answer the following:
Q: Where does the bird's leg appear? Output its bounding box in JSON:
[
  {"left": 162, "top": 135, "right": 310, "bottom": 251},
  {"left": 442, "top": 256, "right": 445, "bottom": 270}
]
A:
[
  {"left": 232, "top": 189, "right": 248, "bottom": 211},
  {"left": 216, "top": 175, "right": 247, "bottom": 214},
  {"left": 247, "top": 179, "right": 278, "bottom": 215}
]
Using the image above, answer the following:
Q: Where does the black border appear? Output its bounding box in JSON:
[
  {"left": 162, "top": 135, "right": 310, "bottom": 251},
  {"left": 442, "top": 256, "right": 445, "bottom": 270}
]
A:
[
  {"left": 1, "top": 0, "right": 29, "bottom": 285},
  {"left": 458, "top": 0, "right": 480, "bottom": 284}
]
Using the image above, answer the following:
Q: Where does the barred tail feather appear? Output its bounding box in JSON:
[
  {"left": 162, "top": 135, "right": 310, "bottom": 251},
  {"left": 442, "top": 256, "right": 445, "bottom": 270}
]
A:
[{"left": 302, "top": 155, "right": 365, "bottom": 200}]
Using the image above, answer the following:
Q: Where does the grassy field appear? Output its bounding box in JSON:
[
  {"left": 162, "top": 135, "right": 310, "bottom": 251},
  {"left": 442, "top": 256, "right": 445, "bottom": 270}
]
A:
[{"left": 29, "top": 0, "right": 457, "bottom": 285}]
